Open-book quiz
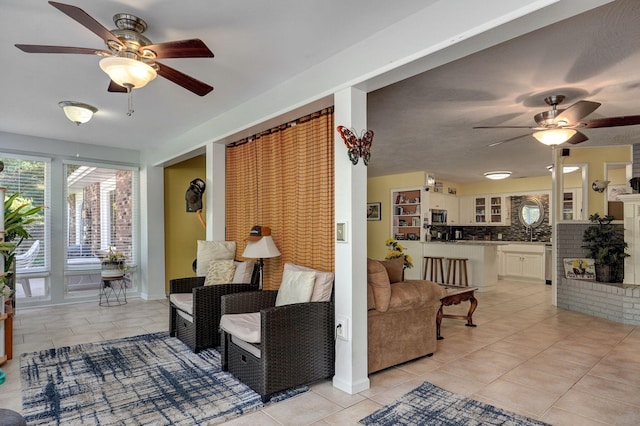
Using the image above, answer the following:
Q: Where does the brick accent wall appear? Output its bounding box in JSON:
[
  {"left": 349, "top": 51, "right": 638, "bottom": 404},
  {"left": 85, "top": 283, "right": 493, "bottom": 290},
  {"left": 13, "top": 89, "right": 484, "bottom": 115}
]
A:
[
  {"left": 559, "top": 279, "right": 640, "bottom": 325},
  {"left": 556, "top": 222, "right": 640, "bottom": 324}
]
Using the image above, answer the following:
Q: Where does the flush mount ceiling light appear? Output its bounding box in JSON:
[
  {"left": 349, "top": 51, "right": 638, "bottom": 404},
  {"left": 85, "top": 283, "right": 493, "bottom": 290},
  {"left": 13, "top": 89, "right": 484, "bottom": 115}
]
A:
[
  {"left": 532, "top": 128, "right": 577, "bottom": 146},
  {"left": 58, "top": 101, "right": 98, "bottom": 126},
  {"left": 484, "top": 171, "right": 512, "bottom": 180},
  {"left": 546, "top": 165, "right": 580, "bottom": 174}
]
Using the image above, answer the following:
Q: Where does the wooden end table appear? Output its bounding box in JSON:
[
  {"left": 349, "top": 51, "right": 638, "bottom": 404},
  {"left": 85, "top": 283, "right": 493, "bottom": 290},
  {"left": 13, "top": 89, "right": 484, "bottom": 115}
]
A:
[{"left": 436, "top": 287, "right": 478, "bottom": 340}]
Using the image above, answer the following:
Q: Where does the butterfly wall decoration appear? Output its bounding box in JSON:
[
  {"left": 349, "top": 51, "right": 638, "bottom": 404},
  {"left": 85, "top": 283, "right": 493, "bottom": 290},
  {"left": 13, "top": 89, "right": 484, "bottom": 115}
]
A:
[{"left": 337, "top": 126, "right": 374, "bottom": 166}]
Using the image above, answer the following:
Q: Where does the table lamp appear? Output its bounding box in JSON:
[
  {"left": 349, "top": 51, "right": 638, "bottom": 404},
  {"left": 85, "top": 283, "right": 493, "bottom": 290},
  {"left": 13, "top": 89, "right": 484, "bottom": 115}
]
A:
[{"left": 242, "top": 226, "right": 281, "bottom": 288}]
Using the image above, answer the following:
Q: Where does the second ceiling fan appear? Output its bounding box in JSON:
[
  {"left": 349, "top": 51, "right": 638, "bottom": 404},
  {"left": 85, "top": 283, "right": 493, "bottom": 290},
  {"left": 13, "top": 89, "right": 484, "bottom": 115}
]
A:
[{"left": 474, "top": 95, "right": 640, "bottom": 147}]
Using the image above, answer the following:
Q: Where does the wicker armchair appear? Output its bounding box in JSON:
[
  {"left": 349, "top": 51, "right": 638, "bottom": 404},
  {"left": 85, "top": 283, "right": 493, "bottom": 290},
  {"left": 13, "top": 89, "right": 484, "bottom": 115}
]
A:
[
  {"left": 169, "top": 263, "right": 259, "bottom": 352},
  {"left": 220, "top": 289, "right": 335, "bottom": 402}
]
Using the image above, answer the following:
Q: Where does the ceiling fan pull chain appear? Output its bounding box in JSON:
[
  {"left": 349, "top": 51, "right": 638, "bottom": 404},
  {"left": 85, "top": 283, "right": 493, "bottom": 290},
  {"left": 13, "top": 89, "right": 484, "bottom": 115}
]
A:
[{"left": 126, "top": 84, "right": 134, "bottom": 116}]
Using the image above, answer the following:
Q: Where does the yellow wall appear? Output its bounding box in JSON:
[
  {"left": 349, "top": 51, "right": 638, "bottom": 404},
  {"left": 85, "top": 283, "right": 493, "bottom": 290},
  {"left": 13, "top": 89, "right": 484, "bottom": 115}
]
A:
[
  {"left": 164, "top": 155, "right": 206, "bottom": 292},
  {"left": 560, "top": 146, "right": 631, "bottom": 216}
]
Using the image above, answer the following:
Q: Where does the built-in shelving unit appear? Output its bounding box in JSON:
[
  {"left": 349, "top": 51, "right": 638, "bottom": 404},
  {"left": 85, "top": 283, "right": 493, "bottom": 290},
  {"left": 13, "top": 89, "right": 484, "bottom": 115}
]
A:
[{"left": 391, "top": 188, "right": 422, "bottom": 241}]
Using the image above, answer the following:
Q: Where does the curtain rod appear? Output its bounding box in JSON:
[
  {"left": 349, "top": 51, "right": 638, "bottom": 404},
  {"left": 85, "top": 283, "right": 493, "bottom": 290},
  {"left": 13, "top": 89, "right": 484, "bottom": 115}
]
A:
[{"left": 227, "top": 106, "right": 334, "bottom": 148}]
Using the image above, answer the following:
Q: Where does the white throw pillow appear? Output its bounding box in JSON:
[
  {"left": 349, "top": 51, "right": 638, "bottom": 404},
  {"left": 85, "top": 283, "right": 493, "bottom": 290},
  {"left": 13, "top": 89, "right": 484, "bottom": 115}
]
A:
[
  {"left": 275, "top": 270, "right": 316, "bottom": 306},
  {"left": 284, "top": 263, "right": 334, "bottom": 302},
  {"left": 196, "top": 240, "right": 236, "bottom": 276},
  {"left": 204, "top": 259, "right": 236, "bottom": 285},
  {"left": 233, "top": 261, "right": 256, "bottom": 283}
]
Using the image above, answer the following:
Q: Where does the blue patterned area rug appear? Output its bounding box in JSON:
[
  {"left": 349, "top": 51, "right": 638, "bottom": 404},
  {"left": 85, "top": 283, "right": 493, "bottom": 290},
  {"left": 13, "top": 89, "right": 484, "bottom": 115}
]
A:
[
  {"left": 360, "top": 381, "right": 550, "bottom": 426},
  {"left": 21, "top": 332, "right": 307, "bottom": 425}
]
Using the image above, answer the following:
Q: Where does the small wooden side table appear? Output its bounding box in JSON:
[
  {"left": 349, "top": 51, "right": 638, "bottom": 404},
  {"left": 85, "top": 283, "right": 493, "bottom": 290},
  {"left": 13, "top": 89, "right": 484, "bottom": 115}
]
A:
[
  {"left": 436, "top": 287, "right": 478, "bottom": 340},
  {"left": 0, "top": 303, "right": 13, "bottom": 365}
]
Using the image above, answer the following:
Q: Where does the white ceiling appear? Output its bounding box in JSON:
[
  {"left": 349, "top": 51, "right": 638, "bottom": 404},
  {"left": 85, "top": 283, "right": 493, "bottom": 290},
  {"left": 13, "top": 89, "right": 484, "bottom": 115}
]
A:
[{"left": 2, "top": 1, "right": 639, "bottom": 183}]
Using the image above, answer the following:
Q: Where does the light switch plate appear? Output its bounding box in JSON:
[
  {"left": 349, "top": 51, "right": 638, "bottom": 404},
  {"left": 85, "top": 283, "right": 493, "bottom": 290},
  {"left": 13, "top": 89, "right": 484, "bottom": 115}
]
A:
[{"left": 336, "top": 222, "right": 347, "bottom": 243}]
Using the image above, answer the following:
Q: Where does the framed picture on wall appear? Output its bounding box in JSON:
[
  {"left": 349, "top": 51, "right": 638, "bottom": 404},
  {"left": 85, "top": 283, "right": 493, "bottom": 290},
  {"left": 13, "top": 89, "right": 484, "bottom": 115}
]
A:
[{"left": 367, "top": 202, "right": 381, "bottom": 221}]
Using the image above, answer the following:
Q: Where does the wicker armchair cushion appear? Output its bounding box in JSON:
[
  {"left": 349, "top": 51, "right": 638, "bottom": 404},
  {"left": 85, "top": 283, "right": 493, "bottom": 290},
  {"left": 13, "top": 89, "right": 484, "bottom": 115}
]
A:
[
  {"left": 196, "top": 240, "right": 236, "bottom": 276},
  {"left": 233, "top": 261, "right": 256, "bottom": 283},
  {"left": 220, "top": 312, "right": 261, "bottom": 343},
  {"left": 169, "top": 293, "right": 194, "bottom": 315},
  {"left": 275, "top": 270, "right": 316, "bottom": 306},
  {"left": 283, "top": 263, "right": 334, "bottom": 302},
  {"left": 204, "top": 260, "right": 236, "bottom": 285}
]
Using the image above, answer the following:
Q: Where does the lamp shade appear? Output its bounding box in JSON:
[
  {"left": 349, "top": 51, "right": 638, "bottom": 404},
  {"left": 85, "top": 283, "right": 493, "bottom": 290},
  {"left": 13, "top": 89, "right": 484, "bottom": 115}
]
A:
[
  {"left": 58, "top": 101, "right": 97, "bottom": 125},
  {"left": 242, "top": 236, "right": 281, "bottom": 259},
  {"left": 532, "top": 128, "right": 576, "bottom": 146},
  {"left": 99, "top": 56, "right": 157, "bottom": 89}
]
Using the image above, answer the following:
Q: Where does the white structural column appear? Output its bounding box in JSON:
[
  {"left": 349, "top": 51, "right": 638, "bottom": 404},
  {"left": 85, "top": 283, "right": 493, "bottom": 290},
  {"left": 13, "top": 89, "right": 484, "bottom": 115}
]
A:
[
  {"left": 139, "top": 160, "right": 166, "bottom": 300},
  {"left": 207, "top": 142, "right": 227, "bottom": 241},
  {"left": 333, "top": 87, "right": 370, "bottom": 394},
  {"left": 620, "top": 194, "right": 640, "bottom": 285}
]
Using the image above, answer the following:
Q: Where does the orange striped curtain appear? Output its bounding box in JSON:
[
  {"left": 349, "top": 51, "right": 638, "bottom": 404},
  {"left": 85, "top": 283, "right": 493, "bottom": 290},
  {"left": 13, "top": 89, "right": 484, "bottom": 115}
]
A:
[{"left": 226, "top": 108, "right": 335, "bottom": 289}]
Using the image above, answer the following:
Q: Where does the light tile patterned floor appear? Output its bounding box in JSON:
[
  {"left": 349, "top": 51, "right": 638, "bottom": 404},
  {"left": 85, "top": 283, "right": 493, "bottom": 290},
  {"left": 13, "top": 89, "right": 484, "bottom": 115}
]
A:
[{"left": 1, "top": 280, "right": 640, "bottom": 425}]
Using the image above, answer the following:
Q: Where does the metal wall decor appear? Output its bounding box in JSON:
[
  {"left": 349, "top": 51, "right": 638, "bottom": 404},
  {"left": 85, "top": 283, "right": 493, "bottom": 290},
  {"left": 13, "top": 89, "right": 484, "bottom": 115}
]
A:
[{"left": 337, "top": 126, "right": 374, "bottom": 165}]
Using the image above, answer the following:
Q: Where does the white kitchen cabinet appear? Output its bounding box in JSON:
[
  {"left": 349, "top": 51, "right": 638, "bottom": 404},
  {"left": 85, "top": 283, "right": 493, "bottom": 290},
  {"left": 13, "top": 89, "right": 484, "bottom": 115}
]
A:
[
  {"left": 445, "top": 195, "right": 459, "bottom": 224},
  {"left": 562, "top": 189, "right": 583, "bottom": 221},
  {"left": 428, "top": 191, "right": 445, "bottom": 210},
  {"left": 459, "top": 196, "right": 474, "bottom": 225},
  {"left": 461, "top": 195, "right": 510, "bottom": 226},
  {"left": 498, "top": 244, "right": 545, "bottom": 282},
  {"left": 425, "top": 191, "right": 458, "bottom": 224}
]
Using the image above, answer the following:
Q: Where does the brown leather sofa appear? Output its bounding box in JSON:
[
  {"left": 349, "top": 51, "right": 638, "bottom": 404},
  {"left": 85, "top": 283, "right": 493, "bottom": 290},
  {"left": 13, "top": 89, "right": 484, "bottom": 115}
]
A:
[{"left": 367, "top": 257, "right": 446, "bottom": 373}]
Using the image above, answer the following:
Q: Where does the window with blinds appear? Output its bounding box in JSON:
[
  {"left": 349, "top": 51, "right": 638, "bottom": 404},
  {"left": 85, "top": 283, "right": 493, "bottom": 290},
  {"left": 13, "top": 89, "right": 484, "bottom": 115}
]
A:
[
  {"left": 64, "top": 163, "right": 138, "bottom": 271},
  {"left": 0, "top": 155, "right": 49, "bottom": 275}
]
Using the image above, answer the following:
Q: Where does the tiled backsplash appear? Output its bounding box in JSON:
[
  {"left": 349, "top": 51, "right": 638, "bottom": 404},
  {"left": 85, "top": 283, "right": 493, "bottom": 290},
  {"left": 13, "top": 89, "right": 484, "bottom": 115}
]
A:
[{"left": 431, "top": 194, "right": 552, "bottom": 242}]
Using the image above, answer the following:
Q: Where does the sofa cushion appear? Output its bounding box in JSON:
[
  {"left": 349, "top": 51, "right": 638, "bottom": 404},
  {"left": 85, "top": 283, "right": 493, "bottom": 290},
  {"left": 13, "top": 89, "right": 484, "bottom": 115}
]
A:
[
  {"left": 284, "top": 263, "right": 334, "bottom": 302},
  {"left": 367, "top": 259, "right": 391, "bottom": 312},
  {"left": 387, "top": 280, "right": 447, "bottom": 312},
  {"left": 380, "top": 257, "right": 404, "bottom": 283},
  {"left": 196, "top": 240, "right": 236, "bottom": 276},
  {"left": 367, "top": 284, "right": 376, "bottom": 311},
  {"left": 204, "top": 259, "right": 236, "bottom": 285},
  {"left": 275, "top": 269, "right": 316, "bottom": 306}
]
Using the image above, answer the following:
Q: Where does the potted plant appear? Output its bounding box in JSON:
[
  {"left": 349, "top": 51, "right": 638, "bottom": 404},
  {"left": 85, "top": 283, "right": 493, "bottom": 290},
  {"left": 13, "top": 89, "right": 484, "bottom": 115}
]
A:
[
  {"left": 582, "top": 213, "right": 629, "bottom": 283},
  {"left": 101, "top": 247, "right": 127, "bottom": 278},
  {"left": 3, "top": 192, "right": 44, "bottom": 294}
]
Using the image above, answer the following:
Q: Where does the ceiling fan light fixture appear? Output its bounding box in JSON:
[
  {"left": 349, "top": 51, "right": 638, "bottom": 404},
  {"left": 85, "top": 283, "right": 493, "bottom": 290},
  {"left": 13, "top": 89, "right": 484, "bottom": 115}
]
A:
[
  {"left": 532, "top": 128, "right": 576, "bottom": 145},
  {"left": 99, "top": 56, "right": 157, "bottom": 89},
  {"left": 58, "top": 101, "right": 97, "bottom": 125},
  {"left": 484, "top": 171, "right": 512, "bottom": 180}
]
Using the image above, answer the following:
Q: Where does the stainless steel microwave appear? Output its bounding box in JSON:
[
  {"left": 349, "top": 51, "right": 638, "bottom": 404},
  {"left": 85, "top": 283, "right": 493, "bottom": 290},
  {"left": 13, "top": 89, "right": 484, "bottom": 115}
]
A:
[{"left": 430, "top": 208, "right": 447, "bottom": 224}]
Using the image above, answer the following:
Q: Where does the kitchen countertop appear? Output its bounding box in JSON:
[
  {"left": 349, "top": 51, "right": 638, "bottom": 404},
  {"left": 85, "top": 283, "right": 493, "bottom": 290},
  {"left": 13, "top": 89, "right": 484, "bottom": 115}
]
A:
[{"left": 423, "top": 240, "right": 549, "bottom": 245}]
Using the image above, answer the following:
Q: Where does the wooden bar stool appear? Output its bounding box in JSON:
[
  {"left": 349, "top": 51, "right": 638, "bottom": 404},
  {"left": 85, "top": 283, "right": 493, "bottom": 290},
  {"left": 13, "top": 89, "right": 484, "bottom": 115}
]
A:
[
  {"left": 423, "top": 256, "right": 445, "bottom": 284},
  {"left": 445, "top": 257, "right": 469, "bottom": 287}
]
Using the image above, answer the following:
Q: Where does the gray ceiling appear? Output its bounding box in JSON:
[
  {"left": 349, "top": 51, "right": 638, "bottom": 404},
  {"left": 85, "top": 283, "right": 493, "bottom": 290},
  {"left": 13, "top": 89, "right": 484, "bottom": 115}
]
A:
[{"left": 2, "top": 1, "right": 639, "bottom": 183}]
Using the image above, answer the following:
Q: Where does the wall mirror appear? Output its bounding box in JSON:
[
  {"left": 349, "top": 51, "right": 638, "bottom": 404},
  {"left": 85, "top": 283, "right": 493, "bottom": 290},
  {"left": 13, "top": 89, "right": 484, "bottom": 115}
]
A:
[{"left": 519, "top": 196, "right": 544, "bottom": 227}]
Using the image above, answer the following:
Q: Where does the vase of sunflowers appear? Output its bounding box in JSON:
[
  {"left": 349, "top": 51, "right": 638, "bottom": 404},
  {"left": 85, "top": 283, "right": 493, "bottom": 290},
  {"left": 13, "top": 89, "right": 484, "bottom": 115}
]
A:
[{"left": 384, "top": 238, "right": 413, "bottom": 269}]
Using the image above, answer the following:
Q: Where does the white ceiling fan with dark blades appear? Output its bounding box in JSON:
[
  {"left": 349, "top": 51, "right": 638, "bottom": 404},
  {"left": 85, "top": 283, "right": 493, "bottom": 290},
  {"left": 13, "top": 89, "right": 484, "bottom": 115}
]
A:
[
  {"left": 475, "top": 95, "right": 640, "bottom": 147},
  {"left": 14, "top": 2, "right": 214, "bottom": 114}
]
